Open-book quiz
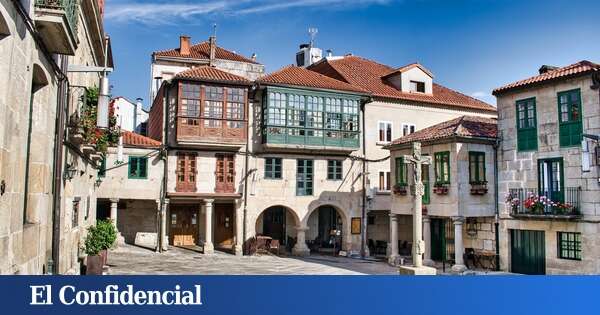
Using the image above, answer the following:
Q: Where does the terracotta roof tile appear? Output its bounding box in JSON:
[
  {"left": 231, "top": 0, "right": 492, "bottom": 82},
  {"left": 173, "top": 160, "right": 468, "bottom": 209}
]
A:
[
  {"left": 258, "top": 66, "right": 368, "bottom": 94},
  {"left": 493, "top": 60, "right": 600, "bottom": 95},
  {"left": 174, "top": 66, "right": 252, "bottom": 85},
  {"left": 309, "top": 56, "right": 496, "bottom": 112},
  {"left": 387, "top": 116, "right": 498, "bottom": 147},
  {"left": 382, "top": 62, "right": 434, "bottom": 79},
  {"left": 154, "top": 41, "right": 259, "bottom": 64},
  {"left": 122, "top": 131, "right": 162, "bottom": 148}
]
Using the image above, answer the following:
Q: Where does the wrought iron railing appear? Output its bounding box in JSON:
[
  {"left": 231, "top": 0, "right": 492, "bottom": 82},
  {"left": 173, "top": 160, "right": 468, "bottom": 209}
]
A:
[
  {"left": 507, "top": 187, "right": 581, "bottom": 217},
  {"left": 35, "top": 0, "right": 79, "bottom": 36}
]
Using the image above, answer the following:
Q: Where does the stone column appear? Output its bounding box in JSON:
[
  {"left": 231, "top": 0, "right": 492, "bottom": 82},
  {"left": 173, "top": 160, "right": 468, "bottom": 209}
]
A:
[
  {"left": 161, "top": 199, "right": 169, "bottom": 251},
  {"left": 388, "top": 214, "right": 400, "bottom": 265},
  {"left": 452, "top": 216, "right": 467, "bottom": 272},
  {"left": 155, "top": 199, "right": 161, "bottom": 252},
  {"left": 423, "top": 216, "right": 434, "bottom": 266},
  {"left": 204, "top": 199, "right": 214, "bottom": 254},
  {"left": 292, "top": 226, "right": 310, "bottom": 256},
  {"left": 234, "top": 203, "right": 243, "bottom": 256},
  {"left": 109, "top": 198, "right": 119, "bottom": 228}
]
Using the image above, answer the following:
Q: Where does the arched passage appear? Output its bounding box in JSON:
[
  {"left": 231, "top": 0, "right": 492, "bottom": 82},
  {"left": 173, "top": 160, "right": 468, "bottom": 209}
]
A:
[
  {"left": 255, "top": 205, "right": 301, "bottom": 250},
  {"left": 303, "top": 204, "right": 350, "bottom": 255}
]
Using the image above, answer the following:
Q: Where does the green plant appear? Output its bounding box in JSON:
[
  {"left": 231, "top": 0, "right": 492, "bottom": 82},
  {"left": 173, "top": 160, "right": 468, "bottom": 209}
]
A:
[
  {"left": 83, "top": 225, "right": 103, "bottom": 256},
  {"left": 79, "top": 87, "right": 120, "bottom": 155},
  {"left": 96, "top": 219, "right": 117, "bottom": 250}
]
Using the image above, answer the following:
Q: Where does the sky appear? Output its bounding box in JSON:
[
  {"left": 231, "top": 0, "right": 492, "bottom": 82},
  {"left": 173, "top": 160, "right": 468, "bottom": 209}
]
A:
[{"left": 104, "top": 0, "right": 600, "bottom": 108}]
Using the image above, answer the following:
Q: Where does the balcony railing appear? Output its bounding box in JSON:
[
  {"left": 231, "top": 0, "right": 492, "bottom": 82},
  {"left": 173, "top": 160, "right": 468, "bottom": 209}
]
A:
[
  {"left": 35, "top": 0, "right": 78, "bottom": 35},
  {"left": 507, "top": 187, "right": 582, "bottom": 218},
  {"left": 177, "top": 117, "right": 247, "bottom": 144},
  {"left": 263, "top": 126, "right": 360, "bottom": 149}
]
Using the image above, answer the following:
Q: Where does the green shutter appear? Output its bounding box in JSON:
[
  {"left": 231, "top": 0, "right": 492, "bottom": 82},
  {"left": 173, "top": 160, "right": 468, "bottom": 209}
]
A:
[
  {"left": 434, "top": 152, "right": 450, "bottom": 184},
  {"left": 128, "top": 157, "right": 148, "bottom": 179},
  {"left": 395, "top": 157, "right": 407, "bottom": 186},
  {"left": 558, "top": 89, "right": 583, "bottom": 147},
  {"left": 516, "top": 98, "right": 538, "bottom": 152},
  {"left": 297, "top": 159, "right": 313, "bottom": 195}
]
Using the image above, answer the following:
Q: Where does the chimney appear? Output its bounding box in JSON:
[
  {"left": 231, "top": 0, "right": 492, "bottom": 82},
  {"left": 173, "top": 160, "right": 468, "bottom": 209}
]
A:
[
  {"left": 326, "top": 49, "right": 333, "bottom": 58},
  {"left": 251, "top": 53, "right": 257, "bottom": 62},
  {"left": 180, "top": 35, "right": 191, "bottom": 56},
  {"left": 539, "top": 65, "right": 559, "bottom": 74},
  {"left": 134, "top": 98, "right": 143, "bottom": 131},
  {"left": 209, "top": 36, "right": 216, "bottom": 66}
]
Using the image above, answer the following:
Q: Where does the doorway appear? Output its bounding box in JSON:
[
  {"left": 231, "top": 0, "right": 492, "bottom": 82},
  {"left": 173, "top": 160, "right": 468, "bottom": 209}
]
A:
[
  {"left": 263, "top": 207, "right": 286, "bottom": 245},
  {"left": 169, "top": 205, "right": 199, "bottom": 246},
  {"left": 430, "top": 218, "right": 455, "bottom": 263},
  {"left": 510, "top": 229, "right": 546, "bottom": 275},
  {"left": 214, "top": 203, "right": 235, "bottom": 249}
]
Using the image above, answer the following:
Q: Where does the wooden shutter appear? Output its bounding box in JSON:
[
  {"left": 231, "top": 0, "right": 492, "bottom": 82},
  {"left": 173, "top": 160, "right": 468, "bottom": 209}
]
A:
[
  {"left": 215, "top": 154, "right": 235, "bottom": 193},
  {"left": 176, "top": 153, "right": 197, "bottom": 192}
]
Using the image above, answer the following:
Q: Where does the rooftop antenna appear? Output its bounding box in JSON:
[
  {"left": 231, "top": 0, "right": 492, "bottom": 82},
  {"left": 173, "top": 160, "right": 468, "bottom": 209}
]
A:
[{"left": 308, "top": 27, "right": 318, "bottom": 48}]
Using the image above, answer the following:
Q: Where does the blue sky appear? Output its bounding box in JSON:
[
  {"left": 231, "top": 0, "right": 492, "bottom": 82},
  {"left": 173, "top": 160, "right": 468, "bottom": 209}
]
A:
[{"left": 105, "top": 0, "right": 600, "bottom": 108}]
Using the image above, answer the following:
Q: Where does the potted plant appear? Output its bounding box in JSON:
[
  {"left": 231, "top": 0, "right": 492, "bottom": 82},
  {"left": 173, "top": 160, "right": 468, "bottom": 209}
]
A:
[
  {"left": 433, "top": 182, "right": 449, "bottom": 195},
  {"left": 470, "top": 181, "right": 488, "bottom": 195},
  {"left": 393, "top": 183, "right": 408, "bottom": 196},
  {"left": 83, "top": 225, "right": 103, "bottom": 275},
  {"left": 96, "top": 219, "right": 117, "bottom": 266}
]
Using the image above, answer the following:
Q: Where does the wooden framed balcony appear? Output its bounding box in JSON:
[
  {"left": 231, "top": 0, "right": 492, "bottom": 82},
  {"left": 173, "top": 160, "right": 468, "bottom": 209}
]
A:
[
  {"left": 176, "top": 117, "right": 247, "bottom": 148},
  {"left": 34, "top": 0, "right": 79, "bottom": 55},
  {"left": 507, "top": 187, "right": 582, "bottom": 220},
  {"left": 262, "top": 126, "right": 359, "bottom": 152}
]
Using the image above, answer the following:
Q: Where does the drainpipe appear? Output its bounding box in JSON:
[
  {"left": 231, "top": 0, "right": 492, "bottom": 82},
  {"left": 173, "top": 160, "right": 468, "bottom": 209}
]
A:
[
  {"left": 242, "top": 88, "right": 255, "bottom": 255},
  {"left": 494, "top": 137, "right": 500, "bottom": 271},
  {"left": 159, "top": 81, "right": 170, "bottom": 253},
  {"left": 360, "top": 98, "right": 369, "bottom": 258}
]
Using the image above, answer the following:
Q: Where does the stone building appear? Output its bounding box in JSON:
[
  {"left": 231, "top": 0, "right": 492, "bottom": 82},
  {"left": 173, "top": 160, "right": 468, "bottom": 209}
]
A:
[
  {"left": 385, "top": 116, "right": 499, "bottom": 271},
  {"left": 309, "top": 56, "right": 498, "bottom": 257},
  {"left": 493, "top": 61, "right": 600, "bottom": 274},
  {"left": 111, "top": 97, "right": 149, "bottom": 134},
  {"left": 0, "top": 0, "right": 112, "bottom": 274},
  {"left": 96, "top": 131, "right": 164, "bottom": 250}
]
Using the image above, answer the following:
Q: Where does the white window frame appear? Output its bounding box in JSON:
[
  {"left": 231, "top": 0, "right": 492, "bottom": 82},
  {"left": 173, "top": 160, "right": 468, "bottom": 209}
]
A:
[
  {"left": 401, "top": 123, "right": 416, "bottom": 137},
  {"left": 377, "top": 121, "right": 393, "bottom": 144}
]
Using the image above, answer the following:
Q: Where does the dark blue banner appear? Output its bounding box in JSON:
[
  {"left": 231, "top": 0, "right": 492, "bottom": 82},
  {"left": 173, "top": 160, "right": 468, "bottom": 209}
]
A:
[{"left": 1, "top": 276, "right": 599, "bottom": 314}]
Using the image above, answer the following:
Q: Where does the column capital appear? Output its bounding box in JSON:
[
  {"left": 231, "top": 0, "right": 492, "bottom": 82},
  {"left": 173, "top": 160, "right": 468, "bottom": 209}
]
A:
[
  {"left": 164, "top": 198, "right": 170, "bottom": 205},
  {"left": 389, "top": 213, "right": 398, "bottom": 221},
  {"left": 204, "top": 199, "right": 215, "bottom": 206},
  {"left": 295, "top": 226, "right": 309, "bottom": 232},
  {"left": 422, "top": 215, "right": 431, "bottom": 223},
  {"left": 110, "top": 198, "right": 119, "bottom": 203},
  {"left": 452, "top": 216, "right": 465, "bottom": 224}
]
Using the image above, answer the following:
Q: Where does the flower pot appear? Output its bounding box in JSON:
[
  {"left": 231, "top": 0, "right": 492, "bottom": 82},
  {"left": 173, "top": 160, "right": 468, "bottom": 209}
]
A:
[
  {"left": 86, "top": 255, "right": 103, "bottom": 275},
  {"left": 99, "top": 249, "right": 108, "bottom": 266}
]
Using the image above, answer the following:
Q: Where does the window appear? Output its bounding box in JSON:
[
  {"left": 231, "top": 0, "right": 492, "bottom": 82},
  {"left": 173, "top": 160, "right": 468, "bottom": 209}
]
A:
[
  {"left": 378, "top": 121, "right": 392, "bottom": 142},
  {"left": 422, "top": 163, "right": 430, "bottom": 204},
  {"left": 72, "top": 197, "right": 80, "bottom": 228},
  {"left": 434, "top": 152, "right": 450, "bottom": 184},
  {"left": 367, "top": 215, "right": 375, "bottom": 225},
  {"left": 265, "top": 157, "right": 282, "bottom": 179},
  {"left": 558, "top": 89, "right": 583, "bottom": 147},
  {"left": 215, "top": 154, "right": 235, "bottom": 193},
  {"left": 85, "top": 196, "right": 90, "bottom": 221},
  {"left": 306, "top": 96, "right": 323, "bottom": 137},
  {"left": 516, "top": 98, "right": 538, "bottom": 151},
  {"left": 98, "top": 158, "right": 106, "bottom": 178},
  {"left": 288, "top": 94, "right": 306, "bottom": 136},
  {"left": 402, "top": 123, "right": 416, "bottom": 137},
  {"left": 226, "top": 87, "right": 245, "bottom": 129},
  {"left": 139, "top": 122, "right": 148, "bottom": 136},
  {"left": 538, "top": 158, "right": 564, "bottom": 203},
  {"left": 409, "top": 81, "right": 426, "bottom": 93},
  {"left": 327, "top": 160, "right": 343, "bottom": 180},
  {"left": 128, "top": 156, "right": 148, "bottom": 179},
  {"left": 395, "top": 157, "right": 407, "bottom": 186},
  {"left": 176, "top": 153, "right": 197, "bottom": 192},
  {"left": 468, "top": 152, "right": 486, "bottom": 183},
  {"left": 204, "top": 86, "right": 224, "bottom": 128},
  {"left": 557, "top": 232, "right": 581, "bottom": 260},
  {"left": 181, "top": 83, "right": 201, "bottom": 126},
  {"left": 296, "top": 159, "right": 313, "bottom": 196},
  {"left": 379, "top": 171, "right": 391, "bottom": 191},
  {"left": 267, "top": 92, "right": 286, "bottom": 126}
]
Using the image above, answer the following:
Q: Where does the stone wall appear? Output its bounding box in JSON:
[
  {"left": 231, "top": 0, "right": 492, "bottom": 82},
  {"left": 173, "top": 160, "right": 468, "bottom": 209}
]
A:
[
  {"left": 117, "top": 200, "right": 158, "bottom": 246},
  {"left": 496, "top": 73, "right": 600, "bottom": 274}
]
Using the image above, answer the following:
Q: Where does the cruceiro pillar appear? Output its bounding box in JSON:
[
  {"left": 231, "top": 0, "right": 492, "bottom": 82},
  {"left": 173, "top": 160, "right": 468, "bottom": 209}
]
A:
[
  {"left": 452, "top": 217, "right": 467, "bottom": 273},
  {"left": 292, "top": 226, "right": 310, "bottom": 256},
  {"left": 204, "top": 199, "right": 215, "bottom": 254},
  {"left": 388, "top": 214, "right": 400, "bottom": 265},
  {"left": 423, "top": 215, "right": 434, "bottom": 266}
]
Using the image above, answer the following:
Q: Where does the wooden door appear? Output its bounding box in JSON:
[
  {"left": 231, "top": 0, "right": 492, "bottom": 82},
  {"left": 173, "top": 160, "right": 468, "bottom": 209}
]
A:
[
  {"left": 215, "top": 154, "right": 235, "bottom": 193},
  {"left": 169, "top": 206, "right": 198, "bottom": 246},
  {"left": 511, "top": 229, "right": 546, "bottom": 275},
  {"left": 214, "top": 204, "right": 234, "bottom": 247},
  {"left": 176, "top": 153, "right": 197, "bottom": 192}
]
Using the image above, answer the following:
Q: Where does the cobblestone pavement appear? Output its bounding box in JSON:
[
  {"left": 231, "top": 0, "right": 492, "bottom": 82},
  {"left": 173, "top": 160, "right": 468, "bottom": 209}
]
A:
[{"left": 106, "top": 244, "right": 399, "bottom": 275}]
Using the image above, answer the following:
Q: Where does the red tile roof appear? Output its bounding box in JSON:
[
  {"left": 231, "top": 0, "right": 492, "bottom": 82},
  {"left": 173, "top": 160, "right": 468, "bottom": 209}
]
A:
[
  {"left": 257, "top": 65, "right": 368, "bottom": 94},
  {"left": 154, "top": 41, "right": 259, "bottom": 64},
  {"left": 174, "top": 66, "right": 252, "bottom": 85},
  {"left": 309, "top": 56, "right": 496, "bottom": 112},
  {"left": 493, "top": 60, "right": 600, "bottom": 95},
  {"left": 386, "top": 116, "right": 498, "bottom": 147},
  {"left": 382, "top": 62, "right": 434, "bottom": 79},
  {"left": 122, "top": 131, "right": 161, "bottom": 148}
]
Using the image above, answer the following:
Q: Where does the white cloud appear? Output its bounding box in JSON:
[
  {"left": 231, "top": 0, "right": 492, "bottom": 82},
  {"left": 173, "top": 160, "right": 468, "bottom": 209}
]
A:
[{"left": 105, "top": 0, "right": 393, "bottom": 25}]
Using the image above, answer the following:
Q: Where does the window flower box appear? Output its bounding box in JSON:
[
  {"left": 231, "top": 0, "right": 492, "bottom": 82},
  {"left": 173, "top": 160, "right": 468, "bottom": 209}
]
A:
[
  {"left": 393, "top": 184, "right": 408, "bottom": 196},
  {"left": 470, "top": 181, "right": 488, "bottom": 195},
  {"left": 433, "top": 183, "right": 449, "bottom": 195}
]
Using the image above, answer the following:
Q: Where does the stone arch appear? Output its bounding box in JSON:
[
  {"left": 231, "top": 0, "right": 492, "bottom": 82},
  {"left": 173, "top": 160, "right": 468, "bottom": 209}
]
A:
[
  {"left": 256, "top": 204, "right": 302, "bottom": 227},
  {"left": 303, "top": 201, "right": 352, "bottom": 252},
  {"left": 253, "top": 204, "right": 302, "bottom": 250},
  {"left": 31, "top": 63, "right": 49, "bottom": 91}
]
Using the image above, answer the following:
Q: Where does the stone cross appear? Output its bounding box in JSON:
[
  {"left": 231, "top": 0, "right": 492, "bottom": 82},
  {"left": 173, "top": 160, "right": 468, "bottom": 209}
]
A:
[{"left": 403, "top": 142, "right": 432, "bottom": 268}]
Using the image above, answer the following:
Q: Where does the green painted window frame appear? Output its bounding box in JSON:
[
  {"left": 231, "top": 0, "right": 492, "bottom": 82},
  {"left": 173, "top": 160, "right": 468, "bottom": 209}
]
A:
[
  {"left": 296, "top": 159, "right": 314, "bottom": 196},
  {"left": 468, "top": 151, "right": 486, "bottom": 184},
  {"left": 557, "top": 89, "right": 583, "bottom": 147},
  {"left": 98, "top": 157, "right": 106, "bottom": 178},
  {"left": 516, "top": 97, "right": 538, "bottom": 151},
  {"left": 128, "top": 156, "right": 148, "bottom": 179},
  {"left": 327, "top": 160, "right": 343, "bottom": 180},
  {"left": 422, "top": 163, "right": 430, "bottom": 204},
  {"left": 395, "top": 157, "right": 408, "bottom": 186},
  {"left": 264, "top": 157, "right": 282, "bottom": 179},
  {"left": 434, "top": 151, "right": 450, "bottom": 185},
  {"left": 537, "top": 157, "right": 565, "bottom": 203},
  {"left": 557, "top": 232, "right": 581, "bottom": 260}
]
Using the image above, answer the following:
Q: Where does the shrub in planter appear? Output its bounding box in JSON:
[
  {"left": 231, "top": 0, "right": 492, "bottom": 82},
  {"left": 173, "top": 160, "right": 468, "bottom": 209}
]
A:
[
  {"left": 83, "top": 225, "right": 104, "bottom": 275},
  {"left": 96, "top": 219, "right": 117, "bottom": 265}
]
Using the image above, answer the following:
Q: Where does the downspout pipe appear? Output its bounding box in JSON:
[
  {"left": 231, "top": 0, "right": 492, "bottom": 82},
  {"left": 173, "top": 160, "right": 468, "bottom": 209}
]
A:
[
  {"left": 242, "top": 86, "right": 256, "bottom": 255},
  {"left": 159, "top": 82, "right": 170, "bottom": 253},
  {"left": 360, "top": 98, "right": 371, "bottom": 258},
  {"left": 494, "top": 137, "right": 500, "bottom": 271}
]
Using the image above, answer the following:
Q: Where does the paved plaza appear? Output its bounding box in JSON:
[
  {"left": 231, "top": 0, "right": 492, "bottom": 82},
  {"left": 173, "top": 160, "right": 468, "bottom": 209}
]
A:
[{"left": 106, "top": 244, "right": 400, "bottom": 275}]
